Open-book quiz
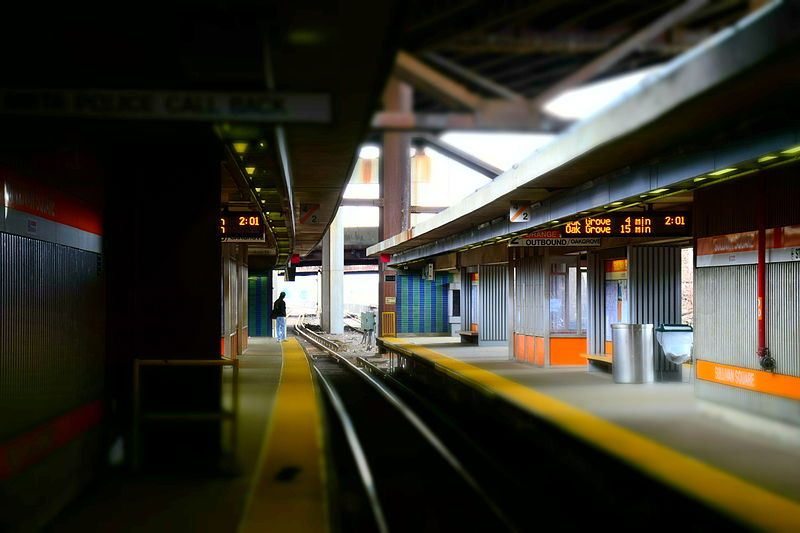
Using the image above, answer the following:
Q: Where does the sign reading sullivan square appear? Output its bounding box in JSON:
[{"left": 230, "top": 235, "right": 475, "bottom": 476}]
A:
[
  {"left": 0, "top": 89, "right": 331, "bottom": 123},
  {"left": 509, "top": 231, "right": 601, "bottom": 247}
]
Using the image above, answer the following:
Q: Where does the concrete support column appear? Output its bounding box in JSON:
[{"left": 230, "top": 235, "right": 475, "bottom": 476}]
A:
[
  {"left": 379, "top": 78, "right": 412, "bottom": 332},
  {"left": 321, "top": 209, "right": 344, "bottom": 333}
]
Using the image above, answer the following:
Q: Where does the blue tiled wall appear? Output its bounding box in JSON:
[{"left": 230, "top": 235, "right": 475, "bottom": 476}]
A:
[
  {"left": 397, "top": 273, "right": 449, "bottom": 333},
  {"left": 248, "top": 276, "right": 272, "bottom": 336}
]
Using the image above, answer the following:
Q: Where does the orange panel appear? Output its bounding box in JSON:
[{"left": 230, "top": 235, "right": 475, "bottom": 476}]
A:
[
  {"left": 525, "top": 336, "right": 535, "bottom": 363},
  {"left": 470, "top": 323, "right": 479, "bottom": 332},
  {"left": 514, "top": 334, "right": 523, "bottom": 360},
  {"left": 221, "top": 337, "right": 225, "bottom": 356},
  {"left": 696, "top": 361, "right": 800, "bottom": 401},
  {"left": 550, "top": 337, "right": 588, "bottom": 365},
  {"left": 605, "top": 341, "right": 613, "bottom": 355},
  {"left": 535, "top": 337, "right": 545, "bottom": 365}
]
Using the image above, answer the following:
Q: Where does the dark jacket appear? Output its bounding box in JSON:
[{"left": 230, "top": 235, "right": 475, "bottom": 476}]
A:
[{"left": 272, "top": 297, "right": 286, "bottom": 318}]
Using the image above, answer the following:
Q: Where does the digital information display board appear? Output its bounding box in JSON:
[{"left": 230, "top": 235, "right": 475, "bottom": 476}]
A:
[
  {"left": 562, "top": 212, "right": 690, "bottom": 237},
  {"left": 509, "top": 212, "right": 690, "bottom": 247},
  {"left": 220, "top": 212, "right": 265, "bottom": 242}
]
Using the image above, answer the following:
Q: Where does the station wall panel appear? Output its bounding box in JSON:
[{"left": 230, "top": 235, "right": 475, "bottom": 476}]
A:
[
  {"left": 628, "top": 245, "right": 682, "bottom": 381},
  {"left": 535, "top": 337, "right": 545, "bottom": 366},
  {"left": 550, "top": 337, "right": 588, "bottom": 366},
  {"left": 0, "top": 233, "right": 104, "bottom": 440},
  {"left": 695, "top": 261, "right": 800, "bottom": 425},
  {"left": 525, "top": 335, "right": 535, "bottom": 363},
  {"left": 396, "top": 273, "right": 449, "bottom": 334},
  {"left": 0, "top": 233, "right": 104, "bottom": 529},
  {"left": 478, "top": 264, "right": 508, "bottom": 343},
  {"left": 513, "top": 251, "right": 545, "bottom": 337},
  {"left": 248, "top": 276, "right": 272, "bottom": 337}
]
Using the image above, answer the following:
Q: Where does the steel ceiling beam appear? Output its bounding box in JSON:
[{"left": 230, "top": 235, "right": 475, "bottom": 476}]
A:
[
  {"left": 394, "top": 51, "right": 482, "bottom": 110},
  {"left": 421, "top": 52, "right": 526, "bottom": 101},
  {"left": 415, "top": 133, "right": 502, "bottom": 178},
  {"left": 528, "top": 0, "right": 710, "bottom": 111}
]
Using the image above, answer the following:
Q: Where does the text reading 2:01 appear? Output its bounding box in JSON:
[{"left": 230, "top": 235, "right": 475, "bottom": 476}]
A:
[
  {"left": 239, "top": 216, "right": 260, "bottom": 226},
  {"left": 665, "top": 216, "right": 686, "bottom": 225}
]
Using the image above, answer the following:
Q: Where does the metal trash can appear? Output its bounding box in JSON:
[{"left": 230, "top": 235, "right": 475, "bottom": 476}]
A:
[{"left": 611, "top": 324, "right": 654, "bottom": 384}]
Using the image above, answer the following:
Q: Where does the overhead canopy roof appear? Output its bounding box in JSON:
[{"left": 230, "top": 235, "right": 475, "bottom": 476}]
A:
[{"left": 368, "top": 1, "right": 800, "bottom": 260}]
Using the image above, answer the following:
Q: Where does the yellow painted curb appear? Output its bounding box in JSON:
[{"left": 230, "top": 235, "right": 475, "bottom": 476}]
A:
[
  {"left": 240, "top": 339, "right": 327, "bottom": 533},
  {"left": 381, "top": 338, "right": 800, "bottom": 532}
]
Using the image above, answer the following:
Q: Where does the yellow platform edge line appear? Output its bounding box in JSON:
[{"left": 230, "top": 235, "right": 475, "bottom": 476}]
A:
[
  {"left": 380, "top": 338, "right": 800, "bottom": 532},
  {"left": 239, "top": 339, "right": 328, "bottom": 533}
]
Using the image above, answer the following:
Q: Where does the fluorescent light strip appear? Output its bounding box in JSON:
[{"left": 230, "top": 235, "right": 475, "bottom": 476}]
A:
[{"left": 708, "top": 168, "right": 737, "bottom": 176}]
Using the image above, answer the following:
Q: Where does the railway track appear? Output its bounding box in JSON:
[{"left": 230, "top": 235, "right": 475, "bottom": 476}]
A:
[{"left": 292, "top": 319, "right": 517, "bottom": 533}]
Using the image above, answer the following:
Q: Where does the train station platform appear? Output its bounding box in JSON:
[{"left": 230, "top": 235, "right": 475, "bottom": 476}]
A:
[{"left": 379, "top": 336, "right": 800, "bottom": 531}]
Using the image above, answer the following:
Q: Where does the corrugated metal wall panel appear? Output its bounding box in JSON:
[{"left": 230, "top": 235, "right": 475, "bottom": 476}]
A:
[
  {"left": 1, "top": 233, "right": 104, "bottom": 441},
  {"left": 698, "top": 262, "right": 800, "bottom": 377},
  {"left": 513, "top": 251, "right": 545, "bottom": 337},
  {"left": 694, "top": 169, "right": 800, "bottom": 238},
  {"left": 461, "top": 267, "right": 472, "bottom": 329},
  {"left": 768, "top": 261, "right": 800, "bottom": 378},
  {"left": 587, "top": 252, "right": 605, "bottom": 353},
  {"left": 629, "top": 245, "right": 682, "bottom": 380},
  {"left": 478, "top": 264, "right": 507, "bottom": 342},
  {"left": 695, "top": 265, "right": 758, "bottom": 369}
]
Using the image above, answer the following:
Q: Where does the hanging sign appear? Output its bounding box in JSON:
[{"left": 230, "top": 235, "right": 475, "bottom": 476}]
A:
[
  {"left": 298, "top": 204, "right": 320, "bottom": 225},
  {"left": 509, "top": 202, "right": 533, "bottom": 223},
  {"left": 0, "top": 89, "right": 331, "bottom": 123},
  {"left": 696, "top": 225, "right": 800, "bottom": 267},
  {"left": 221, "top": 212, "right": 265, "bottom": 242},
  {"left": 562, "top": 212, "right": 690, "bottom": 237},
  {"left": 509, "top": 231, "right": 601, "bottom": 247}
]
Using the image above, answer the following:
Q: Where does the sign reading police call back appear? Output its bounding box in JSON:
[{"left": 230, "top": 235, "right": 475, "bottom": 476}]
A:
[{"left": 0, "top": 89, "right": 331, "bottom": 123}]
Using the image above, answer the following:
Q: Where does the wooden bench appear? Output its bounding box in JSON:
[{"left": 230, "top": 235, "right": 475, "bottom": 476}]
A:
[
  {"left": 457, "top": 330, "right": 478, "bottom": 344},
  {"left": 580, "top": 353, "right": 612, "bottom": 373},
  {"left": 580, "top": 353, "right": 612, "bottom": 364}
]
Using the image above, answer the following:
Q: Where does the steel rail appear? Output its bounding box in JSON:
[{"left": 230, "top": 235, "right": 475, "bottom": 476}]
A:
[
  {"left": 293, "top": 319, "right": 518, "bottom": 532},
  {"left": 312, "top": 365, "right": 390, "bottom": 533}
]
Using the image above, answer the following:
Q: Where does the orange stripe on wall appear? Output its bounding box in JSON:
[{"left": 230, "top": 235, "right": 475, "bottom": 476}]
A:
[
  {"left": 696, "top": 361, "right": 800, "bottom": 401},
  {"left": 550, "top": 337, "right": 589, "bottom": 365},
  {"left": 535, "top": 337, "right": 545, "bottom": 365},
  {"left": 1, "top": 169, "right": 103, "bottom": 235},
  {"left": 0, "top": 399, "right": 103, "bottom": 481},
  {"left": 514, "top": 334, "right": 523, "bottom": 360},
  {"left": 605, "top": 341, "right": 613, "bottom": 355},
  {"left": 470, "top": 323, "right": 478, "bottom": 332}
]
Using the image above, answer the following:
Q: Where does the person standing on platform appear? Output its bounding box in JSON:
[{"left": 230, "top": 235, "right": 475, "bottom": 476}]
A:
[{"left": 273, "top": 291, "right": 287, "bottom": 342}]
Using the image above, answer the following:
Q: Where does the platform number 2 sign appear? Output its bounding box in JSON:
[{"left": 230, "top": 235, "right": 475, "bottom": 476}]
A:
[
  {"left": 510, "top": 202, "right": 533, "bottom": 223},
  {"left": 299, "top": 204, "right": 320, "bottom": 225}
]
